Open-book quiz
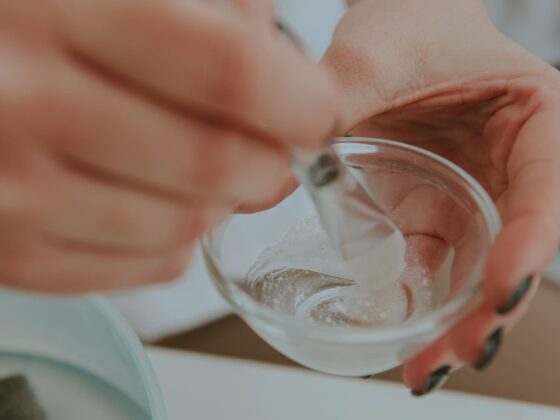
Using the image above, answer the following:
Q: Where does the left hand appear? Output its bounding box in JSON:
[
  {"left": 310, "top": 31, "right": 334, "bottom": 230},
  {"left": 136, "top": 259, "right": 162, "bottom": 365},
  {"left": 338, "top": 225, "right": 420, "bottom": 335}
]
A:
[{"left": 323, "top": 0, "right": 560, "bottom": 394}]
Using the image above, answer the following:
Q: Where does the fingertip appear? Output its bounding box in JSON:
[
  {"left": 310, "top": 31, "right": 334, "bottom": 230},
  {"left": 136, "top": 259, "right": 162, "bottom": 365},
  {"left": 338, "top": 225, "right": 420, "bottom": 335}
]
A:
[
  {"left": 495, "top": 275, "right": 536, "bottom": 315},
  {"left": 484, "top": 215, "right": 556, "bottom": 311},
  {"left": 402, "top": 334, "right": 455, "bottom": 390},
  {"left": 151, "top": 246, "right": 194, "bottom": 284},
  {"left": 409, "top": 365, "right": 451, "bottom": 397},
  {"left": 472, "top": 327, "right": 503, "bottom": 371},
  {"left": 236, "top": 175, "right": 298, "bottom": 213},
  {"left": 448, "top": 301, "right": 498, "bottom": 366}
]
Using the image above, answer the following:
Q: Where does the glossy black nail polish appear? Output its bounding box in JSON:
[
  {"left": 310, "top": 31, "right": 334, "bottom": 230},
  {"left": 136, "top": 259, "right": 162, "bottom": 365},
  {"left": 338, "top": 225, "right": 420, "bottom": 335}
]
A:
[
  {"left": 497, "top": 275, "right": 533, "bottom": 314},
  {"left": 411, "top": 365, "right": 451, "bottom": 397},
  {"left": 474, "top": 327, "right": 503, "bottom": 371}
]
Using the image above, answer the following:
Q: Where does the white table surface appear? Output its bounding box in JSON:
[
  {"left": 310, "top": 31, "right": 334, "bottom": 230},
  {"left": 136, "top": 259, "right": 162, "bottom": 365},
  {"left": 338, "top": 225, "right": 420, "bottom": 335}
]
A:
[{"left": 147, "top": 348, "right": 560, "bottom": 420}]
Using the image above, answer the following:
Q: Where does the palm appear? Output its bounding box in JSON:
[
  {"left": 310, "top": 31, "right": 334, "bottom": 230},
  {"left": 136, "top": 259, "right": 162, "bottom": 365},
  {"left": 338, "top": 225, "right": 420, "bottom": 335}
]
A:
[
  {"left": 351, "top": 84, "right": 520, "bottom": 206},
  {"left": 324, "top": 0, "right": 560, "bottom": 392}
]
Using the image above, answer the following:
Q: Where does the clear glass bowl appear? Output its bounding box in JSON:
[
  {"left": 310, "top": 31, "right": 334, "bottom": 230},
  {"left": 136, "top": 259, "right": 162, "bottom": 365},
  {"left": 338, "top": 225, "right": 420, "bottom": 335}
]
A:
[
  {"left": 202, "top": 138, "right": 501, "bottom": 376},
  {"left": 0, "top": 290, "right": 167, "bottom": 419}
]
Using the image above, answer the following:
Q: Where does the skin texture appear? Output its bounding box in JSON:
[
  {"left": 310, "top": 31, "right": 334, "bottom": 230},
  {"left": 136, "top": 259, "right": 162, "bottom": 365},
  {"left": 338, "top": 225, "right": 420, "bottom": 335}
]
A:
[
  {"left": 325, "top": 0, "right": 560, "bottom": 392},
  {"left": 2, "top": 0, "right": 558, "bottom": 395},
  {"left": 0, "top": 0, "right": 337, "bottom": 293}
]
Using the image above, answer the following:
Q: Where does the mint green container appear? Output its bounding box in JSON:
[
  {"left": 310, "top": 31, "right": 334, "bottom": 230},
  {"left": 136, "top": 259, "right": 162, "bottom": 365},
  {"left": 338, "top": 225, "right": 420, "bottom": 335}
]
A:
[{"left": 0, "top": 290, "right": 166, "bottom": 419}]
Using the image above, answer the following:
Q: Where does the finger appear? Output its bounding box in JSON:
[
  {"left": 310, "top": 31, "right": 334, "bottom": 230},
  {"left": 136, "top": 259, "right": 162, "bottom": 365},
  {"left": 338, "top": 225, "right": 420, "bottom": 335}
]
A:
[
  {"left": 0, "top": 52, "right": 292, "bottom": 206},
  {"left": 484, "top": 100, "right": 560, "bottom": 312},
  {"left": 236, "top": 175, "right": 298, "bottom": 214},
  {"left": 0, "top": 238, "right": 194, "bottom": 293},
  {"left": 54, "top": 0, "right": 336, "bottom": 148},
  {"left": 404, "top": 268, "right": 540, "bottom": 395},
  {"left": 402, "top": 333, "right": 462, "bottom": 395},
  {"left": 42, "top": 165, "right": 230, "bottom": 251},
  {"left": 449, "top": 278, "right": 538, "bottom": 369},
  {"left": 0, "top": 140, "right": 49, "bottom": 235},
  {"left": 0, "top": 138, "right": 227, "bottom": 252}
]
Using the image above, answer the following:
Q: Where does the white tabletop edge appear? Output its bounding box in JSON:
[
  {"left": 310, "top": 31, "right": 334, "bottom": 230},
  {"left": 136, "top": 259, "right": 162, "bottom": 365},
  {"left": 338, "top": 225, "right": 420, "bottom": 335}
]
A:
[{"left": 146, "top": 346, "right": 560, "bottom": 420}]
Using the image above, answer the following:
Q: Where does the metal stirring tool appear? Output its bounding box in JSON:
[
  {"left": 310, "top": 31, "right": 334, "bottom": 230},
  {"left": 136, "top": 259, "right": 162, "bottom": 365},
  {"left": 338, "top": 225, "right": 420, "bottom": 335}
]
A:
[{"left": 279, "top": 22, "right": 406, "bottom": 290}]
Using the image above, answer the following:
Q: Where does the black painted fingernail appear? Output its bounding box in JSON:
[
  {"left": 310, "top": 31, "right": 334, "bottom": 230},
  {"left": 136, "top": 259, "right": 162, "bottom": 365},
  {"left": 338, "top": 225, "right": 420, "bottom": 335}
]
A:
[
  {"left": 474, "top": 327, "right": 503, "bottom": 371},
  {"left": 361, "top": 374, "right": 372, "bottom": 379},
  {"left": 411, "top": 365, "right": 451, "bottom": 397},
  {"left": 497, "top": 275, "right": 533, "bottom": 314}
]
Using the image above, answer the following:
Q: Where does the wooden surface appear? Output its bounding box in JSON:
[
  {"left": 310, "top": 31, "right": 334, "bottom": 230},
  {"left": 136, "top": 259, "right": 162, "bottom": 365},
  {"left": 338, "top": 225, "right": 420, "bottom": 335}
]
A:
[{"left": 157, "top": 279, "right": 560, "bottom": 407}]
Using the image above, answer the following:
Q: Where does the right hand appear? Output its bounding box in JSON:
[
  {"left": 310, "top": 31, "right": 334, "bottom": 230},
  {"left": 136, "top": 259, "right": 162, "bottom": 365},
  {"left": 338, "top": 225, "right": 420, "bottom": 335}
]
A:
[{"left": 0, "top": 0, "right": 337, "bottom": 293}]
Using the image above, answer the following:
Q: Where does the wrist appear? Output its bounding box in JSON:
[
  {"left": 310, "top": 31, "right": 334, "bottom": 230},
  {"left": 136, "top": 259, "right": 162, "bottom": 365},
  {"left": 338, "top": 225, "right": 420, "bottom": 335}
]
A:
[{"left": 324, "top": 0, "right": 496, "bottom": 131}]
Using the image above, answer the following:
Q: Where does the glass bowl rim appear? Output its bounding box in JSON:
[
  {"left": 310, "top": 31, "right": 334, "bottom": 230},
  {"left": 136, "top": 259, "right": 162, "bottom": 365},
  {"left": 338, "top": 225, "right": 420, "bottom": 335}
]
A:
[{"left": 202, "top": 137, "right": 502, "bottom": 344}]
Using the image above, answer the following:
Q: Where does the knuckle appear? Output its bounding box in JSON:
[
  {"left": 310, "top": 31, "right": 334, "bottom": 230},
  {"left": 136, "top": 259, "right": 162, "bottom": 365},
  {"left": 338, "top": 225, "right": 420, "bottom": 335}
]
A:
[
  {"left": 0, "top": 50, "right": 62, "bottom": 135},
  {"left": 0, "top": 53, "right": 78, "bottom": 149},
  {"left": 3, "top": 82, "right": 77, "bottom": 150}
]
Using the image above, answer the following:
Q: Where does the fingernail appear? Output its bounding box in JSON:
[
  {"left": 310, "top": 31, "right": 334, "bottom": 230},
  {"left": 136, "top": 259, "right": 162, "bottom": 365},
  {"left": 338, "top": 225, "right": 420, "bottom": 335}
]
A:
[
  {"left": 309, "top": 152, "right": 340, "bottom": 187},
  {"left": 497, "top": 275, "right": 533, "bottom": 314},
  {"left": 474, "top": 327, "right": 503, "bottom": 371},
  {"left": 411, "top": 365, "right": 451, "bottom": 397}
]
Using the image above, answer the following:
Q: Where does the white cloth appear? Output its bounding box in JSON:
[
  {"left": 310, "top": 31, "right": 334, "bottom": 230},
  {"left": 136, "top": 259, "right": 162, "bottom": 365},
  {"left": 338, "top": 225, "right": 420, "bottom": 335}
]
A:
[{"left": 112, "top": 0, "right": 560, "bottom": 340}]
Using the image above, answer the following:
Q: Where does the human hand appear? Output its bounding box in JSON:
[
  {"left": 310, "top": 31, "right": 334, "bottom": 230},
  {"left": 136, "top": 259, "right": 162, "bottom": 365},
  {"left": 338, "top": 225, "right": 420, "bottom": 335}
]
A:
[
  {"left": 0, "top": 0, "right": 336, "bottom": 293},
  {"left": 323, "top": 0, "right": 560, "bottom": 394}
]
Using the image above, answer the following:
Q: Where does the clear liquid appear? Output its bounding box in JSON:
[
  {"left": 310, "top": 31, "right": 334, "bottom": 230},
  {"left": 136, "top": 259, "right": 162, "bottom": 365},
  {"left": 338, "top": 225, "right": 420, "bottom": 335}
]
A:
[
  {"left": 242, "top": 216, "right": 446, "bottom": 328},
  {"left": 0, "top": 353, "right": 150, "bottom": 420},
  {"left": 243, "top": 267, "right": 439, "bottom": 328},
  {"left": 295, "top": 151, "right": 407, "bottom": 290},
  {"left": 240, "top": 260, "right": 447, "bottom": 375}
]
